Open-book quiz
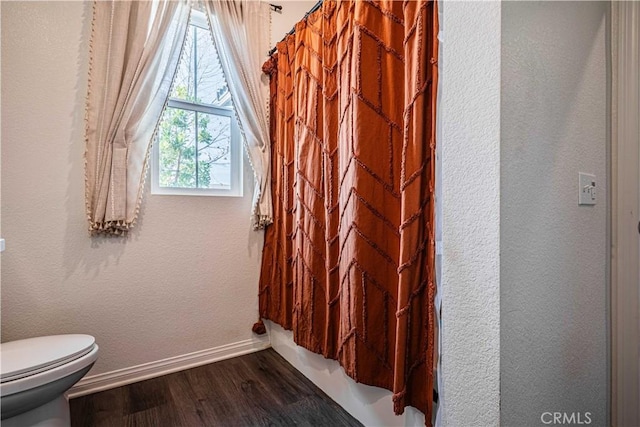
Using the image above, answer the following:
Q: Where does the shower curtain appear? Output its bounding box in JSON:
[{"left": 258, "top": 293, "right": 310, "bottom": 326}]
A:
[{"left": 260, "top": 0, "right": 438, "bottom": 423}]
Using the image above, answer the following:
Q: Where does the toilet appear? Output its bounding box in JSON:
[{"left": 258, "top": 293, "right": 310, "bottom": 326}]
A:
[{"left": 0, "top": 334, "right": 99, "bottom": 427}]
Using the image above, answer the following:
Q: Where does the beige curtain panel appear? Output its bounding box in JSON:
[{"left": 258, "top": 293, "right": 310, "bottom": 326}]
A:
[
  {"left": 84, "top": 0, "right": 190, "bottom": 235},
  {"left": 203, "top": 0, "right": 273, "bottom": 229}
]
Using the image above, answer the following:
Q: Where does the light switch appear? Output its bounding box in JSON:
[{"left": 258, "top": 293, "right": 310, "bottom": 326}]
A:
[{"left": 578, "top": 172, "right": 596, "bottom": 205}]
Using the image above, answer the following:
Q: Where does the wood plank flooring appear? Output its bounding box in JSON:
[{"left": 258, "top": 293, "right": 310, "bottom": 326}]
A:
[{"left": 70, "top": 349, "right": 362, "bottom": 427}]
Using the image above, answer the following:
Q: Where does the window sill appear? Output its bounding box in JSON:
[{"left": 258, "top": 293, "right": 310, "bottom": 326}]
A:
[{"left": 151, "top": 187, "right": 243, "bottom": 198}]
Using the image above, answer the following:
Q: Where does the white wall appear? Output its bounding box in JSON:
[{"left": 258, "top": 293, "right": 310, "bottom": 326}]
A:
[
  {"left": 1, "top": 1, "right": 265, "bottom": 376},
  {"left": 270, "top": 0, "right": 316, "bottom": 46},
  {"left": 0, "top": 2, "right": 610, "bottom": 426},
  {"left": 500, "top": 2, "right": 608, "bottom": 426},
  {"left": 438, "top": 2, "right": 502, "bottom": 426}
]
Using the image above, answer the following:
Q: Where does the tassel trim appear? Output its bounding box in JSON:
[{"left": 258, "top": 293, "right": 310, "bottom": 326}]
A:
[
  {"left": 253, "top": 214, "right": 273, "bottom": 230},
  {"left": 89, "top": 219, "right": 133, "bottom": 236}
]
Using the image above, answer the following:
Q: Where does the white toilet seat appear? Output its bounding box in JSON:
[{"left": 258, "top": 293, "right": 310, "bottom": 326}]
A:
[{"left": 1, "top": 335, "right": 99, "bottom": 397}]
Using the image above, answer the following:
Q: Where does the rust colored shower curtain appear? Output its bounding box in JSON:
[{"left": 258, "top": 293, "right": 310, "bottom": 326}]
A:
[{"left": 260, "top": 0, "right": 437, "bottom": 423}]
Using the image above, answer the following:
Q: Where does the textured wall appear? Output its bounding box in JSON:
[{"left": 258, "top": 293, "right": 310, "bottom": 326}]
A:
[
  {"left": 501, "top": 2, "right": 608, "bottom": 426},
  {"left": 439, "top": 2, "right": 502, "bottom": 426},
  {"left": 1, "top": 1, "right": 265, "bottom": 376}
]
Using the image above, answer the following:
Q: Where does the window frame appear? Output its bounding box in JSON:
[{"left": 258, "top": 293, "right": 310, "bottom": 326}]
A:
[{"left": 151, "top": 9, "right": 243, "bottom": 198}]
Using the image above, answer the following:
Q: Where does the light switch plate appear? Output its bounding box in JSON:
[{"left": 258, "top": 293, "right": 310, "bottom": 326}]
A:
[{"left": 579, "top": 172, "right": 596, "bottom": 205}]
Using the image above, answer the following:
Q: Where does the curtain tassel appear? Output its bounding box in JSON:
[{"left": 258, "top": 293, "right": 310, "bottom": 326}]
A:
[
  {"left": 252, "top": 319, "right": 267, "bottom": 335},
  {"left": 392, "top": 390, "right": 406, "bottom": 415}
]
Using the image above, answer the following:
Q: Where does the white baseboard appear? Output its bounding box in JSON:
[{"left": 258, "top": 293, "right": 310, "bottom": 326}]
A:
[
  {"left": 265, "top": 320, "right": 426, "bottom": 427},
  {"left": 67, "top": 336, "right": 271, "bottom": 399}
]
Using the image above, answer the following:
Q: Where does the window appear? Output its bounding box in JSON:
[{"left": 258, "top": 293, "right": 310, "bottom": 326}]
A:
[{"left": 152, "top": 10, "right": 242, "bottom": 197}]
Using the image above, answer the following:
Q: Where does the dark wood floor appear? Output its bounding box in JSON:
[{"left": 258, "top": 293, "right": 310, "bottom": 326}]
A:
[{"left": 70, "top": 349, "right": 362, "bottom": 427}]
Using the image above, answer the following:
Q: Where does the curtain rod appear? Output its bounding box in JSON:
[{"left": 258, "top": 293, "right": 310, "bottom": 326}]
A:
[
  {"left": 268, "top": 0, "right": 324, "bottom": 56},
  {"left": 269, "top": 4, "right": 282, "bottom": 13}
]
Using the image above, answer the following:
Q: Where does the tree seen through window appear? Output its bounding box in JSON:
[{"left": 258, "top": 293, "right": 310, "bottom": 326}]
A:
[{"left": 156, "top": 13, "right": 238, "bottom": 191}]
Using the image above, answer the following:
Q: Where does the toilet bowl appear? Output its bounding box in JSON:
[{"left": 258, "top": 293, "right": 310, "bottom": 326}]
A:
[{"left": 0, "top": 334, "right": 99, "bottom": 427}]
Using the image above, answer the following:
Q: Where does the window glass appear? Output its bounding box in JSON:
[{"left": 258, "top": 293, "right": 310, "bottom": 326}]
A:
[{"left": 152, "top": 10, "right": 241, "bottom": 197}]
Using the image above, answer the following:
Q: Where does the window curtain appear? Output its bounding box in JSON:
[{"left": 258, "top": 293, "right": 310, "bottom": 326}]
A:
[
  {"left": 85, "top": 0, "right": 190, "bottom": 235},
  {"left": 203, "top": 0, "right": 273, "bottom": 229},
  {"left": 260, "top": 0, "right": 438, "bottom": 424}
]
